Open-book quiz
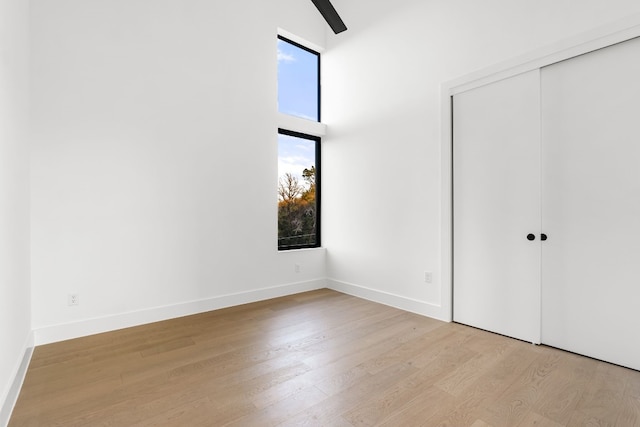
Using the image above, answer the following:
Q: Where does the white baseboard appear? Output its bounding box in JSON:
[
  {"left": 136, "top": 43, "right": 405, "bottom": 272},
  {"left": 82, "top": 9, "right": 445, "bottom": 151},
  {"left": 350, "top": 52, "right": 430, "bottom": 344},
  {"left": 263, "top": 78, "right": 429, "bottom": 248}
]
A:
[
  {"left": 0, "top": 332, "right": 34, "bottom": 427},
  {"left": 326, "top": 278, "right": 448, "bottom": 322},
  {"left": 34, "top": 279, "right": 327, "bottom": 346}
]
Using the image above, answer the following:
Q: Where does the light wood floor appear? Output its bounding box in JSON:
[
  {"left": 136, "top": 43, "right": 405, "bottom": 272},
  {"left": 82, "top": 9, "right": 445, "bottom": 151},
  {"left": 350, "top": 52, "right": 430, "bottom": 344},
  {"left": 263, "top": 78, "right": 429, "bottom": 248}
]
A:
[{"left": 9, "top": 289, "right": 640, "bottom": 426}]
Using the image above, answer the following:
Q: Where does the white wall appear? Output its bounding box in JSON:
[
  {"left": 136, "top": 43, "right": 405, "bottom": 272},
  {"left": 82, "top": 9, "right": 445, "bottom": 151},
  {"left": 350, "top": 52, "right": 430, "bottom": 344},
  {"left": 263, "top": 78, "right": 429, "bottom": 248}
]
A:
[
  {"left": 322, "top": 0, "right": 640, "bottom": 320},
  {"left": 30, "top": 0, "right": 327, "bottom": 343},
  {"left": 0, "top": 0, "right": 31, "bottom": 422},
  {"left": 27, "top": 0, "right": 640, "bottom": 344}
]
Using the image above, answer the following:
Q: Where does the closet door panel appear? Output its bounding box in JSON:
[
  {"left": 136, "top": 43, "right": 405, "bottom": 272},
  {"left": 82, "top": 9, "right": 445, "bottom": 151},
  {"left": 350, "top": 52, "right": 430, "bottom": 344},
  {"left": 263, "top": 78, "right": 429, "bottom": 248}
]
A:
[
  {"left": 541, "top": 37, "right": 640, "bottom": 370},
  {"left": 453, "top": 70, "right": 541, "bottom": 343}
]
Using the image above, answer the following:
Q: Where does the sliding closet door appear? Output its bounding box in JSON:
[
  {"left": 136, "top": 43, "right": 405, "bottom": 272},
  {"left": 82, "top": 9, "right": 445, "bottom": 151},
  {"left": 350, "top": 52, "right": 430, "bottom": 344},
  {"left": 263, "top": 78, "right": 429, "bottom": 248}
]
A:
[
  {"left": 453, "top": 70, "right": 541, "bottom": 343},
  {"left": 541, "top": 37, "right": 640, "bottom": 371}
]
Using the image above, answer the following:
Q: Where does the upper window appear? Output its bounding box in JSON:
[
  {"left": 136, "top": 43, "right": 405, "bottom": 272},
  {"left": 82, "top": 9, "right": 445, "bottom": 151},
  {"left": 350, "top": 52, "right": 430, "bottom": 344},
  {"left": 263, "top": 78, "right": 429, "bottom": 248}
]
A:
[{"left": 277, "top": 36, "right": 320, "bottom": 122}]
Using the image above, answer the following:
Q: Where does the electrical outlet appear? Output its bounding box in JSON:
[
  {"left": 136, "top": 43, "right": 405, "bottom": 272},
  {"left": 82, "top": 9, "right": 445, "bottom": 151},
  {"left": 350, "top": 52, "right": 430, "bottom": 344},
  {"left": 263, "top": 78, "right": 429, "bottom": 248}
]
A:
[
  {"left": 294, "top": 264, "right": 301, "bottom": 273},
  {"left": 424, "top": 272, "right": 433, "bottom": 283},
  {"left": 68, "top": 293, "right": 79, "bottom": 306}
]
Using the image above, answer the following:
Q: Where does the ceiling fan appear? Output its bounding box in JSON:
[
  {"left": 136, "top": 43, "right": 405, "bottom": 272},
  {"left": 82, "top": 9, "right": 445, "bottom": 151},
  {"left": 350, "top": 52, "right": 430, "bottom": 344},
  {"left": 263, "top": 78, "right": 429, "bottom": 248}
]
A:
[{"left": 311, "top": 0, "right": 347, "bottom": 34}]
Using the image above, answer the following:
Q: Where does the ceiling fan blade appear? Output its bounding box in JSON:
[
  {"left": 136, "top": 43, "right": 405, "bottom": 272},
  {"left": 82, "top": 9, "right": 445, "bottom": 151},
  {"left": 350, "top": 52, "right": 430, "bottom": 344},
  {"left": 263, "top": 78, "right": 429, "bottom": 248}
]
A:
[{"left": 311, "top": 0, "right": 347, "bottom": 34}]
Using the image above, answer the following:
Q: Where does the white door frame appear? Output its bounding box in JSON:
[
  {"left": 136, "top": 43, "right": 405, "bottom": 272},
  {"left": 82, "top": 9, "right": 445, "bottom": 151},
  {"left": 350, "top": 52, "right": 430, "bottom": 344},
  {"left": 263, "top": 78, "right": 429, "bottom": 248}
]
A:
[{"left": 440, "top": 15, "right": 640, "bottom": 322}]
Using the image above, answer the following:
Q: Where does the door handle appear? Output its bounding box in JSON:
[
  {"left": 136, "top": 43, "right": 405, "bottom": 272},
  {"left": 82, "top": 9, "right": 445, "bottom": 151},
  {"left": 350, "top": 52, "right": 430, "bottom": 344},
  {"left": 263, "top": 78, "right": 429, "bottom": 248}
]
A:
[
  {"left": 527, "top": 233, "right": 536, "bottom": 241},
  {"left": 541, "top": 233, "right": 548, "bottom": 241}
]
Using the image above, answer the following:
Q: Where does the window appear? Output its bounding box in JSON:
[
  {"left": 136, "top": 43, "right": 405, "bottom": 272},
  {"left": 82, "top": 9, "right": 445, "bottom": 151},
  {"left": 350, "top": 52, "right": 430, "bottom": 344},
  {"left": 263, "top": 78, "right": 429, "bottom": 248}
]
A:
[
  {"left": 277, "top": 36, "right": 320, "bottom": 121},
  {"left": 277, "top": 130, "right": 320, "bottom": 250},
  {"left": 277, "top": 36, "right": 321, "bottom": 250}
]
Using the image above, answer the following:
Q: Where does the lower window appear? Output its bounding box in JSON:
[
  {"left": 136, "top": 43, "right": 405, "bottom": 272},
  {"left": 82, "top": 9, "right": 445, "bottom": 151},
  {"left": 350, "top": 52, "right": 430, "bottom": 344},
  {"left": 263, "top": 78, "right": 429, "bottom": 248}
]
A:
[{"left": 277, "top": 129, "right": 320, "bottom": 250}]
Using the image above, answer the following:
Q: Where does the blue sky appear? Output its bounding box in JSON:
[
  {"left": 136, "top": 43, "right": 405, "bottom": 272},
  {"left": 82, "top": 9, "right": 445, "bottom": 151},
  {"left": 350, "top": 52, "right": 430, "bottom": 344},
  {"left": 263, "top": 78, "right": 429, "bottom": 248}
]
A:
[
  {"left": 277, "top": 38, "right": 318, "bottom": 121},
  {"left": 277, "top": 38, "right": 318, "bottom": 190},
  {"left": 278, "top": 133, "right": 315, "bottom": 190}
]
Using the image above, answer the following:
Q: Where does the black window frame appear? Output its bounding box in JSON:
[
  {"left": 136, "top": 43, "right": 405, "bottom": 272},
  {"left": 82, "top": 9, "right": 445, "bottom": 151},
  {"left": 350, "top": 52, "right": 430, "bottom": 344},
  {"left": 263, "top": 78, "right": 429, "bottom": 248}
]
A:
[{"left": 277, "top": 128, "right": 321, "bottom": 251}]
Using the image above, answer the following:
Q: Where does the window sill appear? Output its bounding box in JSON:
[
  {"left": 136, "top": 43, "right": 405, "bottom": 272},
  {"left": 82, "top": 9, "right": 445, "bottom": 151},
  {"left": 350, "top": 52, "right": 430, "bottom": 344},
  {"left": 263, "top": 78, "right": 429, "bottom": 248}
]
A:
[
  {"left": 277, "top": 246, "right": 325, "bottom": 253},
  {"left": 277, "top": 113, "right": 326, "bottom": 137}
]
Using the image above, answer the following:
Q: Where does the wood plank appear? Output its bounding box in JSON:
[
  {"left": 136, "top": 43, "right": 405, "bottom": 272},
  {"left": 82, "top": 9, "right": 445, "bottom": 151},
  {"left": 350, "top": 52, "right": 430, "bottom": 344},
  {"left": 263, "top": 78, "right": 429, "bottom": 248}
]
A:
[{"left": 9, "top": 290, "right": 640, "bottom": 427}]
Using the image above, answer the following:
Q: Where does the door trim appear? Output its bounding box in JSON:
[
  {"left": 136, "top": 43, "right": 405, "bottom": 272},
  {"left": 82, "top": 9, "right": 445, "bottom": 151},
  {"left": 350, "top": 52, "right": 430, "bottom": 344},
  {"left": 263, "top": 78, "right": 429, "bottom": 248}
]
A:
[{"left": 440, "top": 15, "right": 640, "bottom": 322}]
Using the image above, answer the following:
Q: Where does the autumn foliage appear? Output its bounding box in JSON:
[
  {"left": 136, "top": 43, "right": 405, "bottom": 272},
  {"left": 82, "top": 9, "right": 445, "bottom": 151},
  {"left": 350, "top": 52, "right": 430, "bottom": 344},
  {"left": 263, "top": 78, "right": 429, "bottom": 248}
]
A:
[{"left": 278, "top": 166, "right": 317, "bottom": 248}]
